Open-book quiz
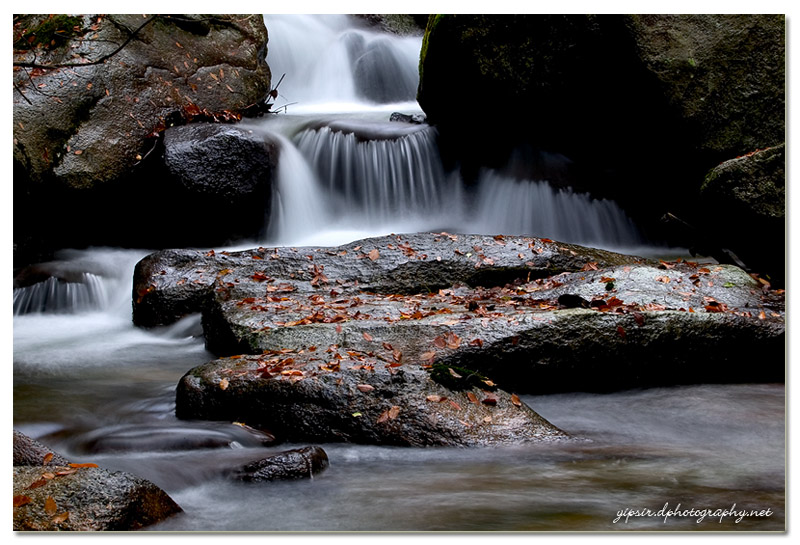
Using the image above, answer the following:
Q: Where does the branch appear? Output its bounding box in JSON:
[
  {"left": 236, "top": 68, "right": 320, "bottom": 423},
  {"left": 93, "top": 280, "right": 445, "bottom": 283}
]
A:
[{"left": 12, "top": 15, "right": 159, "bottom": 70}]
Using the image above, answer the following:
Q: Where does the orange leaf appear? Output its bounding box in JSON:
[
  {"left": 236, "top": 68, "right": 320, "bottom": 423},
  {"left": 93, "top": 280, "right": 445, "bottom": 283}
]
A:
[
  {"left": 466, "top": 392, "right": 479, "bottom": 405},
  {"left": 219, "top": 378, "right": 229, "bottom": 390},
  {"left": 68, "top": 463, "right": 98, "bottom": 468},
  {"left": 14, "top": 495, "right": 32, "bottom": 507},
  {"left": 45, "top": 496, "right": 57, "bottom": 515},
  {"left": 51, "top": 512, "right": 69, "bottom": 524},
  {"left": 43, "top": 452, "right": 54, "bottom": 465},
  {"left": 368, "top": 249, "right": 380, "bottom": 261},
  {"left": 426, "top": 395, "right": 446, "bottom": 402},
  {"left": 362, "top": 332, "right": 373, "bottom": 342},
  {"left": 511, "top": 394, "right": 522, "bottom": 407}
]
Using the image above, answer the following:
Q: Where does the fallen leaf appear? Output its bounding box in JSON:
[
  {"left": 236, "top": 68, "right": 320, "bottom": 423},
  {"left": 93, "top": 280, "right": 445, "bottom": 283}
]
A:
[
  {"left": 426, "top": 395, "right": 446, "bottom": 402},
  {"left": 655, "top": 276, "right": 671, "bottom": 283},
  {"left": 55, "top": 469, "right": 78, "bottom": 476},
  {"left": 368, "top": 249, "right": 380, "bottom": 261},
  {"left": 68, "top": 463, "right": 98, "bottom": 468},
  {"left": 420, "top": 351, "right": 436, "bottom": 363},
  {"left": 433, "top": 336, "right": 446, "bottom": 349},
  {"left": 467, "top": 392, "right": 479, "bottom": 405},
  {"left": 482, "top": 394, "right": 498, "bottom": 406},
  {"left": 26, "top": 477, "right": 48, "bottom": 489},
  {"left": 632, "top": 311, "right": 645, "bottom": 326},
  {"left": 13, "top": 495, "right": 32, "bottom": 507},
  {"left": 445, "top": 332, "right": 461, "bottom": 349},
  {"left": 377, "top": 405, "right": 401, "bottom": 423},
  {"left": 357, "top": 384, "right": 375, "bottom": 393},
  {"left": 43, "top": 452, "right": 54, "bottom": 465},
  {"left": 448, "top": 368, "right": 462, "bottom": 379},
  {"left": 483, "top": 416, "right": 493, "bottom": 423},
  {"left": 51, "top": 512, "right": 69, "bottom": 524},
  {"left": 616, "top": 326, "right": 626, "bottom": 339},
  {"left": 45, "top": 496, "right": 57, "bottom": 515},
  {"left": 362, "top": 332, "right": 373, "bottom": 342},
  {"left": 219, "top": 378, "right": 229, "bottom": 390},
  {"left": 511, "top": 394, "right": 522, "bottom": 407},
  {"left": 469, "top": 338, "right": 484, "bottom": 347}
]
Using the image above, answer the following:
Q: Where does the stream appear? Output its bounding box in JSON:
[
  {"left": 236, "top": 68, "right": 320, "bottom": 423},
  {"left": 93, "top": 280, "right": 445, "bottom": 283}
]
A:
[{"left": 12, "top": 14, "right": 785, "bottom": 532}]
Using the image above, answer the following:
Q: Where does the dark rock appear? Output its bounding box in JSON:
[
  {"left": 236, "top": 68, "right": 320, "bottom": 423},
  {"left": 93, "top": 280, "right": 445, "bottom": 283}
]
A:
[
  {"left": 159, "top": 123, "right": 279, "bottom": 245},
  {"left": 231, "top": 446, "right": 329, "bottom": 482},
  {"left": 700, "top": 144, "right": 785, "bottom": 286},
  {"left": 14, "top": 430, "right": 70, "bottom": 467},
  {"left": 176, "top": 350, "right": 567, "bottom": 446},
  {"left": 13, "top": 466, "right": 182, "bottom": 531}
]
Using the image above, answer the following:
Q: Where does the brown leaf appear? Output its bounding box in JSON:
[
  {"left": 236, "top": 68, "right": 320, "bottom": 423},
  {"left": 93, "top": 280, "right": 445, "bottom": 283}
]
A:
[
  {"left": 632, "top": 311, "right": 645, "bottom": 326},
  {"left": 357, "top": 384, "right": 375, "bottom": 393},
  {"left": 445, "top": 332, "right": 461, "bottom": 349},
  {"left": 45, "top": 496, "right": 57, "bottom": 515},
  {"left": 466, "top": 392, "right": 479, "bottom": 405},
  {"left": 368, "top": 249, "right": 380, "bottom": 261},
  {"left": 448, "top": 368, "right": 462, "bottom": 379},
  {"left": 382, "top": 342, "right": 394, "bottom": 351},
  {"left": 43, "top": 452, "right": 54, "bottom": 465},
  {"left": 426, "top": 394, "right": 446, "bottom": 402},
  {"left": 377, "top": 405, "right": 401, "bottom": 423},
  {"left": 26, "top": 477, "right": 48, "bottom": 489},
  {"left": 14, "top": 495, "right": 32, "bottom": 507},
  {"left": 219, "top": 378, "right": 229, "bottom": 390},
  {"left": 68, "top": 463, "right": 98, "bottom": 468},
  {"left": 51, "top": 512, "right": 69, "bottom": 524},
  {"left": 482, "top": 393, "right": 498, "bottom": 406},
  {"left": 449, "top": 400, "right": 462, "bottom": 410},
  {"left": 616, "top": 326, "right": 626, "bottom": 339},
  {"left": 469, "top": 338, "right": 483, "bottom": 348},
  {"left": 362, "top": 331, "right": 373, "bottom": 342},
  {"left": 511, "top": 394, "right": 522, "bottom": 407},
  {"left": 655, "top": 276, "right": 671, "bottom": 283},
  {"left": 433, "top": 336, "right": 446, "bottom": 349},
  {"left": 55, "top": 469, "right": 78, "bottom": 476},
  {"left": 420, "top": 351, "right": 436, "bottom": 363}
]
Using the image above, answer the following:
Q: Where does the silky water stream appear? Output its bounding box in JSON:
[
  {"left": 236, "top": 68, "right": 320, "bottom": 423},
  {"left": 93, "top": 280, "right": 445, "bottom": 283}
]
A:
[{"left": 12, "top": 15, "right": 784, "bottom": 532}]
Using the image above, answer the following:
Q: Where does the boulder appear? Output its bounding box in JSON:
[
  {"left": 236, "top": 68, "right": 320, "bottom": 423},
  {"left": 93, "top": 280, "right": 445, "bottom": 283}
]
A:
[
  {"left": 230, "top": 446, "right": 329, "bottom": 482},
  {"left": 159, "top": 123, "right": 279, "bottom": 245},
  {"left": 699, "top": 144, "right": 785, "bottom": 286},
  {"left": 176, "top": 348, "right": 567, "bottom": 446},
  {"left": 13, "top": 466, "right": 182, "bottom": 531},
  {"left": 13, "top": 430, "right": 182, "bottom": 531},
  {"left": 13, "top": 14, "right": 271, "bottom": 259}
]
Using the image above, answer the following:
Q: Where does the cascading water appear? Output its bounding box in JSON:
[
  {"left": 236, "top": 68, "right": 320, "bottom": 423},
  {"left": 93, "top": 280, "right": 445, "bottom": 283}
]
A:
[
  {"left": 12, "top": 14, "right": 782, "bottom": 532},
  {"left": 258, "top": 14, "right": 644, "bottom": 251}
]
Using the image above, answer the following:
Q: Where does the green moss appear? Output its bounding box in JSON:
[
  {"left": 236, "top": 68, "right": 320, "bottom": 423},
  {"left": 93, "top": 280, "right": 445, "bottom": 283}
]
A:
[{"left": 15, "top": 15, "right": 83, "bottom": 50}]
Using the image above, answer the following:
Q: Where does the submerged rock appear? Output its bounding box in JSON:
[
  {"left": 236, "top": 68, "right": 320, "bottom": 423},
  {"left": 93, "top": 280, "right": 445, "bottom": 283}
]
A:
[
  {"left": 13, "top": 430, "right": 182, "bottom": 531},
  {"left": 231, "top": 446, "right": 330, "bottom": 482}
]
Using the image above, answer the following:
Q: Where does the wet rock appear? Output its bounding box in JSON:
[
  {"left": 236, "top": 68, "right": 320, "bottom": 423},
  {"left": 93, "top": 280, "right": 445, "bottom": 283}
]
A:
[
  {"left": 14, "top": 430, "right": 70, "bottom": 467},
  {"left": 12, "top": 430, "right": 182, "bottom": 531},
  {"left": 176, "top": 348, "right": 567, "bottom": 446},
  {"left": 133, "top": 232, "right": 644, "bottom": 328},
  {"left": 231, "top": 446, "right": 329, "bottom": 482},
  {"left": 159, "top": 123, "right": 279, "bottom": 245},
  {"left": 13, "top": 466, "right": 182, "bottom": 531},
  {"left": 389, "top": 112, "right": 427, "bottom": 124}
]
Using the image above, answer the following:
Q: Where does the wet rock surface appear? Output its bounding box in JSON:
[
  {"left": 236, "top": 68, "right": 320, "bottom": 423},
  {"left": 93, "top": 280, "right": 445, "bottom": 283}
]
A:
[
  {"left": 231, "top": 446, "right": 330, "bottom": 482},
  {"left": 13, "top": 430, "right": 182, "bottom": 531}
]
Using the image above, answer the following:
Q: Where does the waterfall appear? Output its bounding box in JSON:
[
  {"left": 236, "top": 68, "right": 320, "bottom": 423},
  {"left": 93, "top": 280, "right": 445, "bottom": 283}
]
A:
[
  {"left": 13, "top": 273, "right": 108, "bottom": 315},
  {"left": 259, "top": 14, "right": 645, "bottom": 251},
  {"left": 263, "top": 14, "right": 422, "bottom": 112}
]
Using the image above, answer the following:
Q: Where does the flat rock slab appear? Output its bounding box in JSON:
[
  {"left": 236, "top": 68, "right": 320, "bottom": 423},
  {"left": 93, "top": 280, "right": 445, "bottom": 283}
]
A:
[
  {"left": 176, "top": 345, "right": 568, "bottom": 447},
  {"left": 133, "top": 232, "right": 645, "bottom": 327}
]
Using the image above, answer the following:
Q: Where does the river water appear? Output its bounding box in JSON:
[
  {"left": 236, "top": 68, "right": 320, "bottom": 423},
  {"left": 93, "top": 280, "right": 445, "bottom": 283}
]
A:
[{"left": 12, "top": 14, "right": 785, "bottom": 532}]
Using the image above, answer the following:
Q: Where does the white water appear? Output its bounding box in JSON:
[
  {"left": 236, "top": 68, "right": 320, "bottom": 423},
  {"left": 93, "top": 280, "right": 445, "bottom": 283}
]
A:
[{"left": 13, "top": 14, "right": 781, "bottom": 533}]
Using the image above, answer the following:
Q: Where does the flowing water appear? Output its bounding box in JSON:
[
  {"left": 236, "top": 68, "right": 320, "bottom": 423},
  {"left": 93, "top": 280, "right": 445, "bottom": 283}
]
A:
[{"left": 12, "top": 15, "right": 784, "bottom": 532}]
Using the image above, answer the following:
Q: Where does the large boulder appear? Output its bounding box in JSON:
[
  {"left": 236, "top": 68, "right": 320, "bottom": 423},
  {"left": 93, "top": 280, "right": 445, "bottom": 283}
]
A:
[
  {"left": 416, "top": 15, "right": 785, "bottom": 274},
  {"left": 13, "top": 14, "right": 272, "bottom": 260}
]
